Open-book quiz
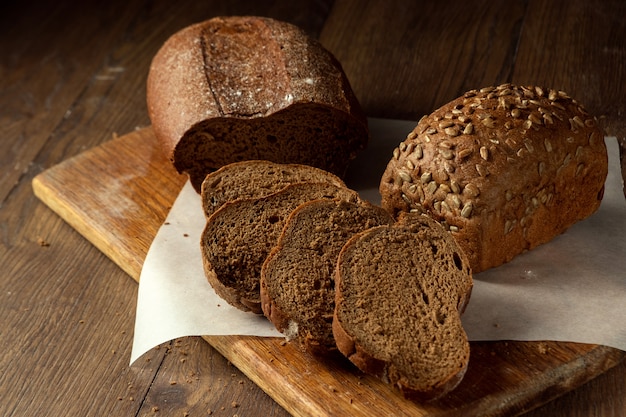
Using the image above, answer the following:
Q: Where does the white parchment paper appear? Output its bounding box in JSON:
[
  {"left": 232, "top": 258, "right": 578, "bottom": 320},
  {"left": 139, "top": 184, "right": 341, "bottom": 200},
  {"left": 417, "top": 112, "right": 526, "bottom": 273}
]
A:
[{"left": 131, "top": 118, "right": 626, "bottom": 365}]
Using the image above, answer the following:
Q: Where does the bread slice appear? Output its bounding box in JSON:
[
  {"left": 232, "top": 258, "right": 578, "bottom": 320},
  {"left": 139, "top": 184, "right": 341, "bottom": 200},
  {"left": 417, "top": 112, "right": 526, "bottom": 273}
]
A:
[
  {"left": 200, "top": 160, "right": 346, "bottom": 218},
  {"left": 332, "top": 212, "right": 473, "bottom": 401},
  {"left": 201, "top": 183, "right": 359, "bottom": 314},
  {"left": 147, "top": 16, "right": 368, "bottom": 192},
  {"left": 260, "top": 199, "right": 394, "bottom": 355}
]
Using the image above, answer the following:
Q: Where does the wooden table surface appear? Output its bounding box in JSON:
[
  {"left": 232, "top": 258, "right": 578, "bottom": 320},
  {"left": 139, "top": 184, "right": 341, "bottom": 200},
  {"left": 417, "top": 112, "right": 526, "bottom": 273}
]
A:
[{"left": 1, "top": 0, "right": 624, "bottom": 416}]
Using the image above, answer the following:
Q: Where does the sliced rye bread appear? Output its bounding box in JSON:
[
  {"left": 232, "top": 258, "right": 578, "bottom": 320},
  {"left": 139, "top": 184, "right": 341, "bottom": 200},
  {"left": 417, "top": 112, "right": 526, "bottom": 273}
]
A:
[
  {"left": 200, "top": 160, "right": 346, "bottom": 218},
  {"left": 332, "top": 212, "right": 473, "bottom": 401},
  {"left": 260, "top": 199, "right": 394, "bottom": 355},
  {"left": 201, "top": 182, "right": 359, "bottom": 314}
]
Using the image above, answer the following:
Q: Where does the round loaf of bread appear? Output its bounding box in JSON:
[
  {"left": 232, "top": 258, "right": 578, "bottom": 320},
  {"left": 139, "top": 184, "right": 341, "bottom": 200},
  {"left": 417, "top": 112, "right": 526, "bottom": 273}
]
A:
[
  {"left": 379, "top": 84, "right": 608, "bottom": 273},
  {"left": 147, "top": 16, "right": 368, "bottom": 192},
  {"left": 333, "top": 212, "right": 473, "bottom": 401}
]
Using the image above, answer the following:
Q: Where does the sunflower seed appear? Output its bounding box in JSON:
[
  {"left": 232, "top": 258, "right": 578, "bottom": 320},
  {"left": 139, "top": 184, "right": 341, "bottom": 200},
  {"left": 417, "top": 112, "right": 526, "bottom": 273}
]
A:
[
  {"left": 544, "top": 138, "right": 552, "bottom": 152},
  {"left": 440, "top": 149, "right": 454, "bottom": 159},
  {"left": 449, "top": 180, "right": 460, "bottom": 195},
  {"left": 475, "top": 164, "right": 488, "bottom": 177},
  {"left": 421, "top": 172, "right": 432, "bottom": 183},
  {"left": 538, "top": 161, "right": 546, "bottom": 176},
  {"left": 399, "top": 170, "right": 412, "bottom": 183},
  {"left": 573, "top": 116, "right": 585, "bottom": 128},
  {"left": 414, "top": 144, "right": 423, "bottom": 159},
  {"left": 461, "top": 202, "right": 473, "bottom": 218},
  {"left": 482, "top": 117, "right": 496, "bottom": 128},
  {"left": 439, "top": 140, "right": 454, "bottom": 149},
  {"left": 458, "top": 148, "right": 473, "bottom": 160},
  {"left": 480, "top": 146, "right": 489, "bottom": 160},
  {"left": 464, "top": 183, "right": 480, "bottom": 197},
  {"left": 450, "top": 194, "right": 462, "bottom": 209}
]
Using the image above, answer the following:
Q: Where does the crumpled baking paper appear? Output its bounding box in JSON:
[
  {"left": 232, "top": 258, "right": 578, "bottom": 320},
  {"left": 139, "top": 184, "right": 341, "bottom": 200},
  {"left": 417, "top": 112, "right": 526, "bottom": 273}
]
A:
[{"left": 131, "top": 118, "right": 625, "bottom": 365}]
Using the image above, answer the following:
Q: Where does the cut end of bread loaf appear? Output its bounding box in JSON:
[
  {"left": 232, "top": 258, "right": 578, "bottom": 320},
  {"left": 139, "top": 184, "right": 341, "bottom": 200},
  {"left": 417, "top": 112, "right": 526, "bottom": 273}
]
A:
[
  {"left": 333, "top": 213, "right": 473, "bottom": 401},
  {"left": 178, "top": 105, "right": 368, "bottom": 192},
  {"left": 147, "top": 16, "right": 368, "bottom": 192},
  {"left": 260, "top": 199, "right": 394, "bottom": 355}
]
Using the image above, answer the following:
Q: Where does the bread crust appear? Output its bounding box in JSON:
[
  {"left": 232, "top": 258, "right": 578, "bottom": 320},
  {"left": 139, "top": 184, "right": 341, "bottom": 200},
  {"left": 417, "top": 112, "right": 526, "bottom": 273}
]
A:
[
  {"left": 380, "top": 84, "right": 608, "bottom": 272},
  {"left": 147, "top": 16, "right": 368, "bottom": 191}
]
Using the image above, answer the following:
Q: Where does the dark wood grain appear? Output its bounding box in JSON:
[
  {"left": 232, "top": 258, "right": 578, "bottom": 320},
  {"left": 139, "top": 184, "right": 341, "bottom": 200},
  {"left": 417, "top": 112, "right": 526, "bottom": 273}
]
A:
[{"left": 2, "top": 0, "right": 625, "bottom": 415}]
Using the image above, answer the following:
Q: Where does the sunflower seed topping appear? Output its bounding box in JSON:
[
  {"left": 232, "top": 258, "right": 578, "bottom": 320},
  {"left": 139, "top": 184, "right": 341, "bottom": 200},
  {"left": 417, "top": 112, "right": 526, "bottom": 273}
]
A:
[
  {"left": 461, "top": 202, "right": 473, "bottom": 218},
  {"left": 450, "top": 180, "right": 461, "bottom": 194},
  {"left": 458, "top": 148, "right": 473, "bottom": 160},
  {"left": 466, "top": 183, "right": 480, "bottom": 198},
  {"left": 414, "top": 144, "right": 423, "bottom": 159},
  {"left": 440, "top": 149, "right": 454, "bottom": 159},
  {"left": 399, "top": 170, "right": 412, "bottom": 183},
  {"left": 480, "top": 146, "right": 489, "bottom": 160},
  {"left": 544, "top": 138, "right": 552, "bottom": 152},
  {"left": 445, "top": 126, "right": 460, "bottom": 137}
]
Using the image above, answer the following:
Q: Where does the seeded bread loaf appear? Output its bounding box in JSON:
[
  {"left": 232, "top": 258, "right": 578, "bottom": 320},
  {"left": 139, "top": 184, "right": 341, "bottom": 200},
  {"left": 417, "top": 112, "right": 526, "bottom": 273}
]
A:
[
  {"left": 260, "top": 199, "right": 394, "bottom": 355},
  {"left": 201, "top": 160, "right": 347, "bottom": 218},
  {"left": 332, "top": 212, "right": 473, "bottom": 401},
  {"left": 147, "top": 16, "right": 368, "bottom": 192},
  {"left": 201, "top": 182, "right": 359, "bottom": 313},
  {"left": 380, "top": 84, "right": 608, "bottom": 273}
]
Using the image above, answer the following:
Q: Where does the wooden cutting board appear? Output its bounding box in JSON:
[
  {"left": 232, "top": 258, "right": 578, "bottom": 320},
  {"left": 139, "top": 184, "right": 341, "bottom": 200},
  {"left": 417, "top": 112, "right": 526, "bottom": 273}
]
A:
[{"left": 32, "top": 127, "right": 625, "bottom": 416}]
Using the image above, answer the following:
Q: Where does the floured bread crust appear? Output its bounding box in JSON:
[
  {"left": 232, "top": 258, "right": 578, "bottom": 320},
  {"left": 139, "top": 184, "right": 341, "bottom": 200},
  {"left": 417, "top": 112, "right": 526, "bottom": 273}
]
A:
[{"left": 147, "top": 16, "right": 368, "bottom": 192}]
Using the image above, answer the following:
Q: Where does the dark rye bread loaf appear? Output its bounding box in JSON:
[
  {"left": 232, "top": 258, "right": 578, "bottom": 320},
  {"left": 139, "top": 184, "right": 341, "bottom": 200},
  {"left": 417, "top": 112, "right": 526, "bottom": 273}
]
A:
[
  {"left": 201, "top": 182, "right": 359, "bottom": 313},
  {"left": 380, "top": 83, "right": 608, "bottom": 273},
  {"left": 332, "top": 212, "right": 473, "bottom": 401},
  {"left": 260, "top": 199, "right": 394, "bottom": 355},
  {"left": 201, "top": 160, "right": 346, "bottom": 218},
  {"left": 147, "top": 16, "right": 368, "bottom": 192}
]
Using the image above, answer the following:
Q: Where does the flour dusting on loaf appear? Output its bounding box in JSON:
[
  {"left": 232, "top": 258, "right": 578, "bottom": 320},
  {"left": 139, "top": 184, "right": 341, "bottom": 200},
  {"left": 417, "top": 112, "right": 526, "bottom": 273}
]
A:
[
  {"left": 380, "top": 84, "right": 608, "bottom": 272},
  {"left": 147, "top": 16, "right": 368, "bottom": 192}
]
